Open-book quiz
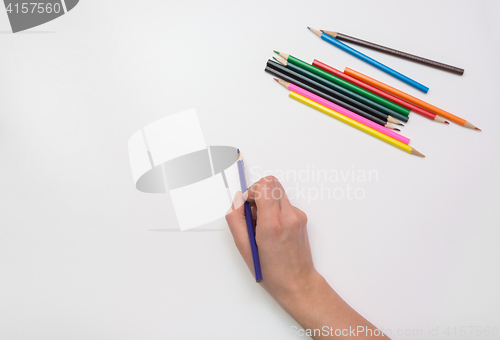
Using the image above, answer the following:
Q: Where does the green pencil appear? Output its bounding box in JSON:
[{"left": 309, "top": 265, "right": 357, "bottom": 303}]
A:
[
  {"left": 273, "top": 56, "right": 409, "bottom": 123},
  {"left": 273, "top": 51, "right": 410, "bottom": 117}
]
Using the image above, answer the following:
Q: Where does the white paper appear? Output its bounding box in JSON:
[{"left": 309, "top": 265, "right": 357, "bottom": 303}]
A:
[{"left": 128, "top": 109, "right": 239, "bottom": 230}]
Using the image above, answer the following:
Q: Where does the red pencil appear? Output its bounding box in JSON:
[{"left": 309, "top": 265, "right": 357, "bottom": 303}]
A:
[{"left": 312, "top": 59, "right": 448, "bottom": 124}]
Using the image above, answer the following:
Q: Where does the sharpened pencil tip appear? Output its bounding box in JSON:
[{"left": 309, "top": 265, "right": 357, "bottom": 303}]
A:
[
  {"left": 475, "top": 127, "right": 481, "bottom": 131},
  {"left": 445, "top": 121, "right": 450, "bottom": 124},
  {"left": 273, "top": 56, "right": 287, "bottom": 66},
  {"left": 308, "top": 27, "right": 322, "bottom": 38},
  {"left": 307, "top": 26, "right": 310, "bottom": 30},
  {"left": 394, "top": 128, "right": 400, "bottom": 132},
  {"left": 237, "top": 149, "right": 240, "bottom": 154},
  {"left": 273, "top": 78, "right": 279, "bottom": 82},
  {"left": 411, "top": 148, "right": 425, "bottom": 157},
  {"left": 273, "top": 50, "right": 279, "bottom": 54}
]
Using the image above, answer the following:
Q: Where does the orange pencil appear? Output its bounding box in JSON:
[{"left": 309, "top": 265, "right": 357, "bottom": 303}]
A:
[{"left": 344, "top": 67, "right": 480, "bottom": 130}]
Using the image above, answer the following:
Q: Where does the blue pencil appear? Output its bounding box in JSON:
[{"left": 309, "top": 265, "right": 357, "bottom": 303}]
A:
[
  {"left": 308, "top": 27, "right": 429, "bottom": 93},
  {"left": 236, "top": 150, "right": 263, "bottom": 282}
]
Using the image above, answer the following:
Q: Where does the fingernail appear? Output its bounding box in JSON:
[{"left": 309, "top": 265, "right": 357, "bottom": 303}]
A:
[{"left": 242, "top": 190, "right": 248, "bottom": 201}]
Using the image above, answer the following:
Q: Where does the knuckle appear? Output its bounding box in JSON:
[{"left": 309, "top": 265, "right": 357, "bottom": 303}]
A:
[
  {"left": 257, "top": 177, "right": 267, "bottom": 186},
  {"left": 296, "top": 208, "right": 308, "bottom": 225},
  {"left": 263, "top": 175, "right": 278, "bottom": 186},
  {"left": 301, "top": 211, "right": 308, "bottom": 225},
  {"left": 271, "top": 186, "right": 284, "bottom": 200},
  {"left": 249, "top": 182, "right": 259, "bottom": 193},
  {"left": 286, "top": 212, "right": 302, "bottom": 228},
  {"left": 266, "top": 216, "right": 283, "bottom": 233}
]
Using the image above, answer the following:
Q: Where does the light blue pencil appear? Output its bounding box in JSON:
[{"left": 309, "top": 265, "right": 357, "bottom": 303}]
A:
[{"left": 308, "top": 27, "right": 429, "bottom": 93}]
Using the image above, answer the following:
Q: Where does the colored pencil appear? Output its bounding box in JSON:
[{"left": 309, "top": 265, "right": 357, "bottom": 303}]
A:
[
  {"left": 321, "top": 30, "right": 464, "bottom": 76},
  {"left": 265, "top": 65, "right": 401, "bottom": 130},
  {"left": 307, "top": 27, "right": 429, "bottom": 93},
  {"left": 237, "top": 150, "right": 263, "bottom": 283},
  {"left": 312, "top": 59, "right": 448, "bottom": 124},
  {"left": 273, "top": 51, "right": 410, "bottom": 116},
  {"left": 276, "top": 79, "right": 410, "bottom": 144},
  {"left": 344, "top": 67, "right": 481, "bottom": 130},
  {"left": 273, "top": 56, "right": 409, "bottom": 123},
  {"left": 286, "top": 91, "right": 424, "bottom": 157},
  {"left": 266, "top": 60, "right": 403, "bottom": 126}
]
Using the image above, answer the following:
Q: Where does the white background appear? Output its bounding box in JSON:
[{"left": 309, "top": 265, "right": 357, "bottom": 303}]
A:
[{"left": 1, "top": 0, "right": 499, "bottom": 339}]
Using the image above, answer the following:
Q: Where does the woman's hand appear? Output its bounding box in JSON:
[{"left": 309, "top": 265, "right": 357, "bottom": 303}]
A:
[
  {"left": 226, "top": 176, "right": 390, "bottom": 339},
  {"left": 226, "top": 175, "right": 321, "bottom": 304}
]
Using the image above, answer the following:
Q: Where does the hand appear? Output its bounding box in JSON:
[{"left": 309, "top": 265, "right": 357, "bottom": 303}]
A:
[
  {"left": 226, "top": 176, "right": 390, "bottom": 339},
  {"left": 226, "top": 175, "right": 321, "bottom": 304}
]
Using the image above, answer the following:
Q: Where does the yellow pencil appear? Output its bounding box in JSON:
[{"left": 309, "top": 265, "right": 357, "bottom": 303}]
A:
[{"left": 289, "top": 91, "right": 424, "bottom": 157}]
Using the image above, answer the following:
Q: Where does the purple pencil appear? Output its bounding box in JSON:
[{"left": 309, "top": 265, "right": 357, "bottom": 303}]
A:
[{"left": 237, "top": 149, "right": 263, "bottom": 282}]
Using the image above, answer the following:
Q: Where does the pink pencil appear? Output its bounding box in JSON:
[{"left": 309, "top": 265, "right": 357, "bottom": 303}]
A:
[{"left": 275, "top": 79, "right": 410, "bottom": 145}]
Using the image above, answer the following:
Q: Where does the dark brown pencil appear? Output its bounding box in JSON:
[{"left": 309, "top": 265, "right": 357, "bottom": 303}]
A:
[{"left": 321, "top": 30, "right": 465, "bottom": 75}]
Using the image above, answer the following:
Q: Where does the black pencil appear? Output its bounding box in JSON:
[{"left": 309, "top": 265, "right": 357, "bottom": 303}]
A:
[
  {"left": 322, "top": 30, "right": 464, "bottom": 75},
  {"left": 265, "top": 65, "right": 401, "bottom": 130},
  {"left": 267, "top": 58, "right": 407, "bottom": 123},
  {"left": 272, "top": 56, "right": 409, "bottom": 123},
  {"left": 266, "top": 60, "right": 402, "bottom": 126}
]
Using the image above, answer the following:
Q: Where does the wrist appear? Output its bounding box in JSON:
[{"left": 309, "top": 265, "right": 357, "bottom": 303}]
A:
[{"left": 274, "top": 270, "right": 328, "bottom": 312}]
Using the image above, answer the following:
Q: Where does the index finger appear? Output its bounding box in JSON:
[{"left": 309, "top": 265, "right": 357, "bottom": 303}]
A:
[{"left": 244, "top": 176, "right": 291, "bottom": 212}]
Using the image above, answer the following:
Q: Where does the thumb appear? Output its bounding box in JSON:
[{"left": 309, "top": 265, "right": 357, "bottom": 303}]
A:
[{"left": 226, "top": 191, "right": 254, "bottom": 273}]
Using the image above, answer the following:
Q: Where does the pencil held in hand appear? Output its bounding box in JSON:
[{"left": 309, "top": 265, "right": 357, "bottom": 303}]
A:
[{"left": 236, "top": 150, "right": 263, "bottom": 282}]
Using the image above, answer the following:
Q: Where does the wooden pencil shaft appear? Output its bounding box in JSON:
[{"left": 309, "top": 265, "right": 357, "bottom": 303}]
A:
[
  {"left": 289, "top": 91, "right": 419, "bottom": 155},
  {"left": 287, "top": 54, "right": 411, "bottom": 116},
  {"left": 343, "top": 67, "right": 475, "bottom": 127},
  {"left": 312, "top": 59, "right": 438, "bottom": 121},
  {"left": 236, "top": 153, "right": 263, "bottom": 282},
  {"left": 309, "top": 31, "right": 429, "bottom": 93},
  {"left": 332, "top": 32, "right": 464, "bottom": 75},
  {"left": 265, "top": 66, "right": 390, "bottom": 127},
  {"left": 284, "top": 60, "right": 409, "bottom": 122},
  {"left": 285, "top": 81, "right": 408, "bottom": 140},
  {"left": 266, "top": 60, "right": 391, "bottom": 122}
]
